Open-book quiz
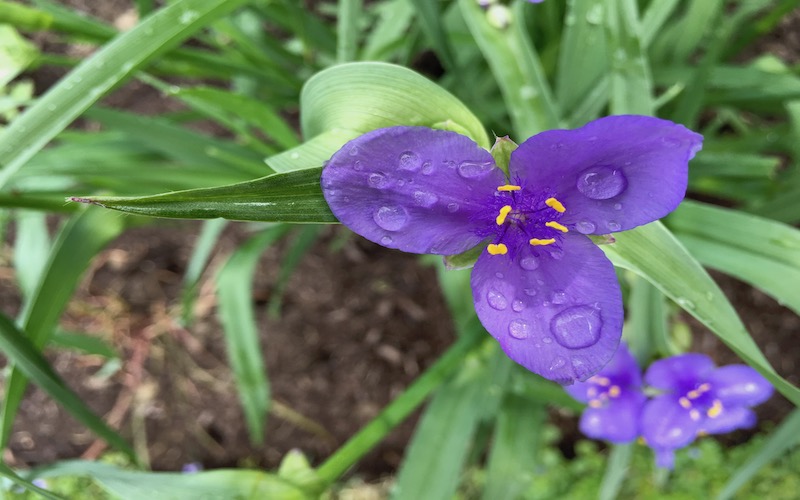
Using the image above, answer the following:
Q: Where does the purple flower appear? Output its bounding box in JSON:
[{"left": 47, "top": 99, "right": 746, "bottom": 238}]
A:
[
  {"left": 181, "top": 462, "right": 203, "bottom": 473},
  {"left": 321, "top": 116, "right": 701, "bottom": 383},
  {"left": 565, "top": 342, "right": 645, "bottom": 442},
  {"left": 641, "top": 354, "right": 774, "bottom": 468}
]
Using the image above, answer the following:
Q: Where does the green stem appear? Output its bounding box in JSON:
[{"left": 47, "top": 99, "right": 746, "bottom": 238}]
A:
[{"left": 316, "top": 327, "right": 485, "bottom": 484}]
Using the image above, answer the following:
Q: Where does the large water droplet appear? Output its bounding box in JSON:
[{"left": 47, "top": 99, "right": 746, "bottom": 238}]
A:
[
  {"left": 551, "top": 305, "right": 603, "bottom": 349},
  {"left": 373, "top": 206, "right": 409, "bottom": 231},
  {"left": 549, "top": 356, "right": 566, "bottom": 370},
  {"left": 520, "top": 255, "right": 540, "bottom": 271},
  {"left": 512, "top": 300, "right": 525, "bottom": 312},
  {"left": 575, "top": 221, "right": 596, "bottom": 234},
  {"left": 399, "top": 151, "right": 421, "bottom": 171},
  {"left": 457, "top": 160, "right": 495, "bottom": 179},
  {"left": 509, "top": 319, "right": 531, "bottom": 339},
  {"left": 413, "top": 191, "right": 438, "bottom": 207},
  {"left": 368, "top": 173, "right": 387, "bottom": 188},
  {"left": 447, "top": 203, "right": 459, "bottom": 213},
  {"left": 576, "top": 165, "right": 628, "bottom": 200},
  {"left": 487, "top": 289, "right": 508, "bottom": 311}
]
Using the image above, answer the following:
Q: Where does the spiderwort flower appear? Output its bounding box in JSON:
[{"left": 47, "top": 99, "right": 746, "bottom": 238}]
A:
[
  {"left": 641, "top": 354, "right": 774, "bottom": 468},
  {"left": 565, "top": 342, "right": 645, "bottom": 442},
  {"left": 321, "top": 116, "right": 702, "bottom": 383}
]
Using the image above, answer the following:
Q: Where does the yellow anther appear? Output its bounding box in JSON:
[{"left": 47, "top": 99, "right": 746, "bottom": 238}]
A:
[
  {"left": 496, "top": 205, "right": 512, "bottom": 225},
  {"left": 588, "top": 399, "right": 603, "bottom": 409},
  {"left": 697, "top": 430, "right": 708, "bottom": 437},
  {"left": 487, "top": 243, "right": 508, "bottom": 255},
  {"left": 546, "top": 221, "right": 569, "bottom": 233},
  {"left": 707, "top": 400, "right": 723, "bottom": 419},
  {"left": 690, "top": 409, "right": 701, "bottom": 421},
  {"left": 591, "top": 376, "right": 611, "bottom": 387},
  {"left": 638, "top": 437, "right": 648, "bottom": 445},
  {"left": 497, "top": 184, "right": 521, "bottom": 192},
  {"left": 545, "top": 197, "right": 566, "bottom": 213},
  {"left": 679, "top": 397, "right": 692, "bottom": 409},
  {"left": 687, "top": 390, "right": 701, "bottom": 399},
  {"left": 529, "top": 238, "right": 555, "bottom": 246},
  {"left": 698, "top": 383, "right": 711, "bottom": 393},
  {"left": 587, "top": 387, "right": 597, "bottom": 398},
  {"left": 608, "top": 385, "right": 621, "bottom": 398}
]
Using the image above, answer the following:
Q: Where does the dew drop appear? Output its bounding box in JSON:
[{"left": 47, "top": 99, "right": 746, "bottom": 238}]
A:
[
  {"left": 551, "top": 305, "right": 603, "bottom": 349},
  {"left": 373, "top": 206, "right": 409, "bottom": 231},
  {"left": 413, "top": 191, "right": 438, "bottom": 207},
  {"left": 495, "top": 272, "right": 504, "bottom": 279},
  {"left": 368, "top": 173, "right": 387, "bottom": 188},
  {"left": 676, "top": 297, "right": 696, "bottom": 310},
  {"left": 512, "top": 300, "right": 525, "bottom": 312},
  {"left": 607, "top": 221, "right": 621, "bottom": 231},
  {"left": 457, "top": 160, "right": 495, "bottom": 179},
  {"left": 349, "top": 146, "right": 359, "bottom": 156},
  {"left": 421, "top": 161, "right": 434, "bottom": 175},
  {"left": 487, "top": 289, "right": 508, "bottom": 311},
  {"left": 576, "top": 165, "right": 628, "bottom": 200},
  {"left": 353, "top": 160, "right": 364, "bottom": 171},
  {"left": 542, "top": 336, "right": 553, "bottom": 344},
  {"left": 549, "top": 356, "right": 567, "bottom": 370},
  {"left": 380, "top": 235, "right": 393, "bottom": 245},
  {"left": 550, "top": 250, "right": 564, "bottom": 261},
  {"left": 614, "top": 203, "right": 622, "bottom": 210},
  {"left": 524, "top": 288, "right": 537, "bottom": 297},
  {"left": 575, "top": 221, "right": 596, "bottom": 234},
  {"left": 397, "top": 179, "right": 405, "bottom": 187},
  {"left": 552, "top": 291, "right": 567, "bottom": 304},
  {"left": 520, "top": 255, "right": 540, "bottom": 271},
  {"left": 508, "top": 319, "right": 531, "bottom": 339},
  {"left": 447, "top": 203, "right": 459, "bottom": 213},
  {"left": 398, "top": 151, "right": 422, "bottom": 171},
  {"left": 662, "top": 137, "right": 681, "bottom": 148}
]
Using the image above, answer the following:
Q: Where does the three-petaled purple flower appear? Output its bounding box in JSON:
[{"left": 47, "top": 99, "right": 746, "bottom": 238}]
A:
[
  {"left": 565, "top": 342, "right": 645, "bottom": 443},
  {"left": 321, "top": 115, "right": 702, "bottom": 383},
  {"left": 641, "top": 354, "right": 774, "bottom": 468}
]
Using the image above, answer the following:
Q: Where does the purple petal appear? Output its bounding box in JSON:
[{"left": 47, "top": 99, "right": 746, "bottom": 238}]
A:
[
  {"left": 641, "top": 395, "right": 701, "bottom": 451},
  {"left": 471, "top": 233, "right": 623, "bottom": 383},
  {"left": 579, "top": 392, "right": 645, "bottom": 443},
  {"left": 707, "top": 365, "right": 774, "bottom": 407},
  {"left": 321, "top": 126, "right": 505, "bottom": 254},
  {"left": 700, "top": 406, "right": 757, "bottom": 435},
  {"left": 644, "top": 353, "right": 715, "bottom": 392},
  {"left": 565, "top": 342, "right": 641, "bottom": 401},
  {"left": 508, "top": 115, "right": 702, "bottom": 234}
]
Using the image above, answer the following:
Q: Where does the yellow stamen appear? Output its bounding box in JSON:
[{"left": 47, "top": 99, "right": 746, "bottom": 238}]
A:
[
  {"left": 546, "top": 221, "right": 569, "bottom": 233},
  {"left": 497, "top": 184, "right": 521, "bottom": 192},
  {"left": 588, "top": 399, "right": 603, "bottom": 409},
  {"left": 687, "top": 390, "right": 700, "bottom": 399},
  {"left": 487, "top": 243, "right": 508, "bottom": 255},
  {"left": 697, "top": 430, "right": 708, "bottom": 437},
  {"left": 592, "top": 376, "right": 611, "bottom": 387},
  {"left": 529, "top": 238, "right": 555, "bottom": 246},
  {"left": 679, "top": 397, "right": 692, "bottom": 409},
  {"left": 587, "top": 387, "right": 597, "bottom": 398},
  {"left": 698, "top": 383, "right": 711, "bottom": 393},
  {"left": 545, "top": 197, "right": 566, "bottom": 213},
  {"left": 608, "top": 385, "right": 621, "bottom": 398},
  {"left": 638, "top": 437, "right": 648, "bottom": 445},
  {"left": 707, "top": 400, "right": 723, "bottom": 418},
  {"left": 690, "top": 409, "right": 701, "bottom": 421},
  {"left": 496, "top": 205, "right": 512, "bottom": 225}
]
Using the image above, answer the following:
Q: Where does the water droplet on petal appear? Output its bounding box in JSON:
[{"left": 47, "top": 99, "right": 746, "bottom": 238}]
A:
[
  {"left": 607, "top": 221, "right": 621, "bottom": 231},
  {"left": 353, "top": 160, "right": 364, "bottom": 171},
  {"left": 373, "top": 206, "right": 409, "bottom": 231},
  {"left": 662, "top": 137, "right": 681, "bottom": 148},
  {"left": 575, "top": 221, "right": 596, "bottom": 234},
  {"left": 512, "top": 300, "right": 525, "bottom": 312},
  {"left": 413, "top": 191, "right": 438, "bottom": 207},
  {"left": 524, "top": 288, "right": 537, "bottom": 296},
  {"left": 571, "top": 356, "right": 591, "bottom": 378},
  {"left": 380, "top": 235, "right": 393, "bottom": 245},
  {"left": 520, "top": 255, "right": 540, "bottom": 271},
  {"left": 551, "top": 305, "right": 603, "bottom": 349},
  {"left": 542, "top": 336, "right": 553, "bottom": 344},
  {"left": 398, "top": 151, "right": 421, "bottom": 171},
  {"left": 509, "top": 319, "right": 531, "bottom": 339},
  {"left": 487, "top": 289, "right": 508, "bottom": 311},
  {"left": 457, "top": 160, "right": 495, "bottom": 179},
  {"left": 349, "top": 146, "right": 359, "bottom": 156},
  {"left": 552, "top": 291, "right": 567, "bottom": 304},
  {"left": 576, "top": 165, "right": 627, "bottom": 200},
  {"left": 495, "top": 272, "right": 504, "bottom": 279},
  {"left": 550, "top": 250, "right": 563, "bottom": 260},
  {"left": 447, "top": 203, "right": 459, "bottom": 213},
  {"left": 421, "top": 161, "right": 434, "bottom": 175},
  {"left": 368, "top": 173, "right": 387, "bottom": 188},
  {"left": 614, "top": 203, "right": 622, "bottom": 210},
  {"left": 549, "top": 356, "right": 566, "bottom": 370}
]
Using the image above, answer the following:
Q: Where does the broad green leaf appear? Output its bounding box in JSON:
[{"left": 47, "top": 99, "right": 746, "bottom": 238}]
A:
[
  {"left": 598, "top": 444, "right": 633, "bottom": 500},
  {"left": 669, "top": 0, "right": 723, "bottom": 63},
  {"left": 0, "top": 207, "right": 126, "bottom": 448},
  {"left": 601, "top": 221, "right": 800, "bottom": 407},
  {"left": 301, "top": 62, "right": 489, "bottom": 148},
  {"left": 0, "top": 0, "right": 249, "bottom": 188},
  {"left": 266, "top": 129, "right": 359, "bottom": 174},
  {"left": 0, "top": 313, "right": 134, "bottom": 459},
  {"left": 604, "top": 0, "right": 654, "bottom": 115},
  {"left": 482, "top": 393, "right": 545, "bottom": 500},
  {"left": 668, "top": 201, "right": 800, "bottom": 316},
  {"left": 69, "top": 168, "right": 335, "bottom": 224},
  {"left": 717, "top": 410, "right": 800, "bottom": 500},
  {"left": 34, "top": 461, "right": 308, "bottom": 500},
  {"left": 217, "top": 226, "right": 291, "bottom": 444},
  {"left": 458, "top": 0, "right": 560, "bottom": 138}
]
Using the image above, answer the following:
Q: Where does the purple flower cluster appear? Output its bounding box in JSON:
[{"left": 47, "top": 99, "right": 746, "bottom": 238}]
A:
[
  {"left": 321, "top": 116, "right": 701, "bottom": 384},
  {"left": 567, "top": 344, "right": 774, "bottom": 468}
]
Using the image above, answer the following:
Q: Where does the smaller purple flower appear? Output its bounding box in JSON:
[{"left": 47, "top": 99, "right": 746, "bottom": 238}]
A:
[
  {"left": 181, "top": 462, "right": 203, "bottom": 474},
  {"left": 565, "top": 343, "right": 645, "bottom": 443},
  {"left": 641, "top": 354, "right": 774, "bottom": 468}
]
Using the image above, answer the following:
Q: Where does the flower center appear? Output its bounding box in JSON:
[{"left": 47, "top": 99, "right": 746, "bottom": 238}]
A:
[
  {"left": 677, "top": 383, "right": 722, "bottom": 421},
  {"left": 586, "top": 375, "right": 623, "bottom": 408},
  {"left": 482, "top": 184, "right": 569, "bottom": 256}
]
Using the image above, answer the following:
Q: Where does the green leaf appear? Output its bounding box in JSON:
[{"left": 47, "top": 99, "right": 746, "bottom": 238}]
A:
[
  {"left": 601, "top": 221, "right": 800, "bottom": 407},
  {"left": 300, "top": 62, "right": 489, "bottom": 148},
  {"left": 0, "top": 313, "right": 134, "bottom": 459},
  {"left": 603, "top": 0, "right": 654, "bottom": 115},
  {"left": 0, "top": 0, "right": 249, "bottom": 188},
  {"left": 216, "top": 225, "right": 291, "bottom": 444},
  {"left": 337, "top": 0, "right": 363, "bottom": 63},
  {"left": 407, "top": 0, "right": 456, "bottom": 70},
  {"left": 12, "top": 210, "right": 50, "bottom": 299},
  {"left": 267, "top": 226, "right": 320, "bottom": 319},
  {"left": 180, "top": 218, "right": 228, "bottom": 326},
  {"left": 69, "top": 168, "right": 336, "bottom": 223},
  {"left": 598, "top": 444, "right": 633, "bottom": 500},
  {"left": 34, "top": 461, "right": 309, "bottom": 500},
  {"left": 0, "top": 24, "right": 39, "bottom": 87},
  {"left": 0, "top": 207, "right": 126, "bottom": 448},
  {"left": 668, "top": 201, "right": 800, "bottom": 316},
  {"left": 624, "top": 275, "right": 671, "bottom": 363}
]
